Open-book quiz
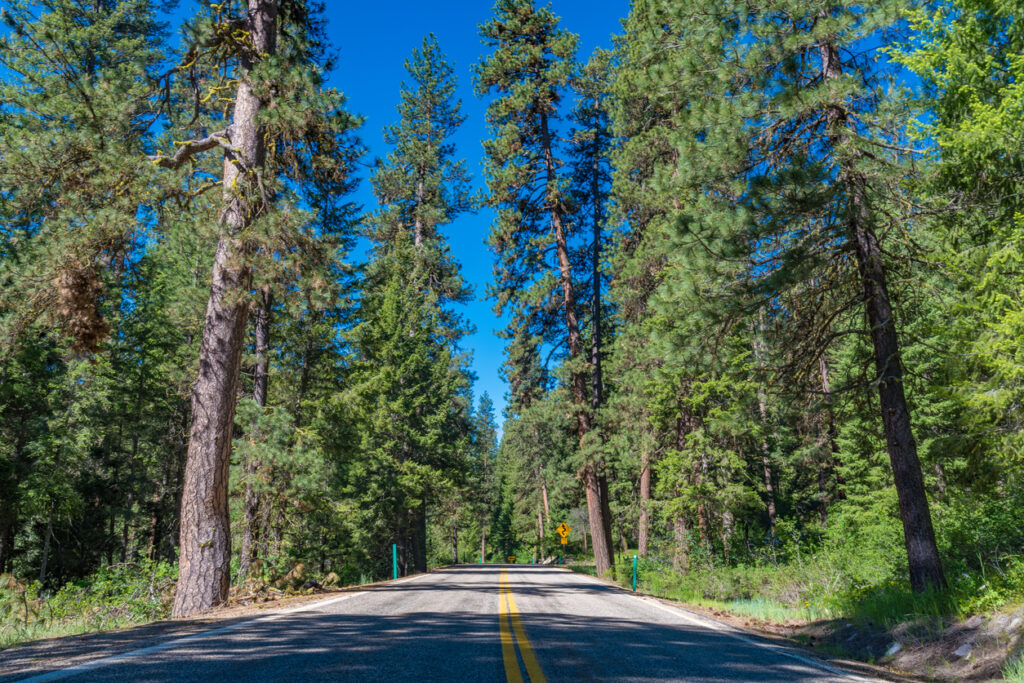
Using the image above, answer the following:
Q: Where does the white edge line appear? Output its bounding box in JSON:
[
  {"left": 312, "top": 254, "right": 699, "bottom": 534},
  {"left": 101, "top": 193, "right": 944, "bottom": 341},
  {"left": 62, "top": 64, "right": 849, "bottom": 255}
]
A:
[
  {"left": 16, "top": 576, "right": 429, "bottom": 683},
  {"left": 570, "top": 572, "right": 878, "bottom": 682}
]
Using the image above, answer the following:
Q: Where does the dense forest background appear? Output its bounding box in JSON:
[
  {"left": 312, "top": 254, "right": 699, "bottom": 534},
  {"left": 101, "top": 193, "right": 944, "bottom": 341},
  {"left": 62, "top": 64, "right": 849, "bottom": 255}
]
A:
[{"left": 1, "top": 0, "right": 1023, "bottom": 629}]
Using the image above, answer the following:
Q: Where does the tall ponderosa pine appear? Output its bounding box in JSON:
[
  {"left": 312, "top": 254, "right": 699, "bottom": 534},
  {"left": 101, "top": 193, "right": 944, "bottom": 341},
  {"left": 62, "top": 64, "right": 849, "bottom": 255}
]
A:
[
  {"left": 475, "top": 0, "right": 615, "bottom": 577},
  {"left": 658, "top": 1, "right": 945, "bottom": 591},
  {"left": 150, "top": 0, "right": 360, "bottom": 615}
]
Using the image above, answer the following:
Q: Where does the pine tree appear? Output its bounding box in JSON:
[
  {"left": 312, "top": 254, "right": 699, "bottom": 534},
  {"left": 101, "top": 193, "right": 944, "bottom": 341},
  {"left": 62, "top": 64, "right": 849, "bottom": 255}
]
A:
[
  {"left": 349, "top": 246, "right": 473, "bottom": 575},
  {"left": 368, "top": 34, "right": 474, "bottom": 308},
  {"left": 148, "top": 0, "right": 362, "bottom": 615},
  {"left": 649, "top": 0, "right": 945, "bottom": 591},
  {"left": 893, "top": 0, "right": 1024, "bottom": 476},
  {"left": 356, "top": 35, "right": 476, "bottom": 573},
  {"left": 475, "top": 0, "right": 615, "bottom": 577}
]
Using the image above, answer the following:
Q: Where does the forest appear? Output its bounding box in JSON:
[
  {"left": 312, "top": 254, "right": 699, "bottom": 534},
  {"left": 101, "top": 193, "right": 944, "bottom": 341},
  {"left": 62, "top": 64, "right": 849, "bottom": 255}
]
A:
[{"left": 1, "top": 0, "right": 1023, "bottom": 655}]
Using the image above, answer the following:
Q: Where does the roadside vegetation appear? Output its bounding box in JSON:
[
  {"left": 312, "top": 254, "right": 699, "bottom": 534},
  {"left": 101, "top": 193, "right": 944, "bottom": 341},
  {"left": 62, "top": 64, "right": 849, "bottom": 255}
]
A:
[{"left": 0, "top": 562, "right": 175, "bottom": 650}]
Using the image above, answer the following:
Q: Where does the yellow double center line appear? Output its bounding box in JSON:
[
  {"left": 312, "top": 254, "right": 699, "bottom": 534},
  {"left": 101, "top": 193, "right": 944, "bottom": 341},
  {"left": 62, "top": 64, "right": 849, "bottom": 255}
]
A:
[{"left": 499, "top": 569, "right": 547, "bottom": 683}]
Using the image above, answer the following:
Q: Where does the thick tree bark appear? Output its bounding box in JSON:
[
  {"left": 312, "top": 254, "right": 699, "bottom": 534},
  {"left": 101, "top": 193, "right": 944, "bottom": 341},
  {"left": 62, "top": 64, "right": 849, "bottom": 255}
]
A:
[
  {"left": 599, "top": 473, "right": 615, "bottom": 563},
  {"left": 819, "top": 354, "right": 845, "bottom": 503},
  {"left": 539, "top": 109, "right": 614, "bottom": 577},
  {"left": 540, "top": 478, "right": 550, "bottom": 525},
  {"left": 638, "top": 446, "right": 651, "bottom": 557},
  {"left": 672, "top": 515, "right": 689, "bottom": 572},
  {"left": 536, "top": 504, "right": 543, "bottom": 557},
  {"left": 240, "top": 287, "right": 271, "bottom": 579},
  {"left": 173, "top": 0, "right": 278, "bottom": 617},
  {"left": 583, "top": 467, "right": 612, "bottom": 575},
  {"left": 819, "top": 38, "right": 945, "bottom": 593},
  {"left": 752, "top": 331, "right": 778, "bottom": 536},
  {"left": 451, "top": 517, "right": 458, "bottom": 565},
  {"left": 480, "top": 529, "right": 486, "bottom": 564}
]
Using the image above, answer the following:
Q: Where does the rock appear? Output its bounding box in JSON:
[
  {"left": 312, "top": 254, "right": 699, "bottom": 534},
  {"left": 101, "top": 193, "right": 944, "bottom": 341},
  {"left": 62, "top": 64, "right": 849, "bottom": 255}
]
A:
[
  {"left": 322, "top": 572, "right": 340, "bottom": 587},
  {"left": 885, "top": 642, "right": 902, "bottom": 657},
  {"left": 1008, "top": 617, "right": 1023, "bottom": 633},
  {"left": 301, "top": 579, "right": 321, "bottom": 590},
  {"left": 965, "top": 615, "right": 984, "bottom": 629},
  {"left": 952, "top": 643, "right": 973, "bottom": 659},
  {"left": 276, "top": 562, "right": 305, "bottom": 589}
]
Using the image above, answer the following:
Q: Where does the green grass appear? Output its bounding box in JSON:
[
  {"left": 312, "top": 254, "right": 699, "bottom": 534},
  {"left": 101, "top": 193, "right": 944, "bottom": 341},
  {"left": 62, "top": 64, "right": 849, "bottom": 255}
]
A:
[
  {"left": 0, "top": 560, "right": 176, "bottom": 650},
  {"left": 1003, "top": 652, "right": 1024, "bottom": 682}
]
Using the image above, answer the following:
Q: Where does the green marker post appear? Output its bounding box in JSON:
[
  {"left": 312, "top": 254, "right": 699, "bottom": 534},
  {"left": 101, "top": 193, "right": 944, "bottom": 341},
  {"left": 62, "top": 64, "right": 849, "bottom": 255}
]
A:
[
  {"left": 392, "top": 543, "right": 398, "bottom": 580},
  {"left": 632, "top": 554, "right": 638, "bottom": 592}
]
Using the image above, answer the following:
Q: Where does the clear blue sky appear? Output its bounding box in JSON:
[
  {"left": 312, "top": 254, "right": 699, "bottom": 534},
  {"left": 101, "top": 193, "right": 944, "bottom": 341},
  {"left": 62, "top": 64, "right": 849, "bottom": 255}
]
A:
[{"left": 314, "top": 1, "right": 627, "bottom": 424}]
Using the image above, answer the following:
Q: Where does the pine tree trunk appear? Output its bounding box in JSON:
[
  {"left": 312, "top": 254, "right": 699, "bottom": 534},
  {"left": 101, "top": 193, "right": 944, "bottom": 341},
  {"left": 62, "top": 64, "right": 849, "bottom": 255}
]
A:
[
  {"left": 38, "top": 511, "right": 52, "bottom": 584},
  {"left": 173, "top": 0, "right": 278, "bottom": 617},
  {"left": 819, "top": 37, "right": 945, "bottom": 593},
  {"left": 752, "top": 326, "right": 778, "bottom": 536},
  {"left": 480, "top": 529, "right": 486, "bottom": 564},
  {"left": 240, "top": 288, "right": 271, "bottom": 579},
  {"left": 638, "top": 446, "right": 651, "bottom": 557},
  {"left": 583, "top": 466, "right": 612, "bottom": 575},
  {"left": 540, "top": 477, "right": 550, "bottom": 525},
  {"left": 599, "top": 473, "right": 615, "bottom": 564},
  {"left": 539, "top": 108, "right": 614, "bottom": 577},
  {"left": 412, "top": 506, "right": 427, "bottom": 573},
  {"left": 451, "top": 517, "right": 458, "bottom": 565},
  {"left": 848, "top": 175, "right": 946, "bottom": 592},
  {"left": 721, "top": 510, "right": 734, "bottom": 563},
  {"left": 672, "top": 515, "right": 689, "bottom": 572},
  {"left": 537, "top": 503, "right": 544, "bottom": 550}
]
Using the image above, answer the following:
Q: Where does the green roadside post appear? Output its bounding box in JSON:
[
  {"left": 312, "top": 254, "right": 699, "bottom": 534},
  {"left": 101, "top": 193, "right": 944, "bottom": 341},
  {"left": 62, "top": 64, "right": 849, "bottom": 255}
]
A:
[
  {"left": 392, "top": 543, "right": 398, "bottom": 580},
  {"left": 632, "top": 554, "right": 638, "bottom": 592}
]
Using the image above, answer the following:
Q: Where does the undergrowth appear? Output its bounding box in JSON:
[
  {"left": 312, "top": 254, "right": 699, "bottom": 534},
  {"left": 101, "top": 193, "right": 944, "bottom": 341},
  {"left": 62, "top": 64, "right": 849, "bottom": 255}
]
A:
[
  {"left": 583, "top": 492, "right": 1024, "bottom": 630},
  {"left": 1004, "top": 651, "right": 1024, "bottom": 683},
  {"left": 0, "top": 559, "right": 176, "bottom": 650}
]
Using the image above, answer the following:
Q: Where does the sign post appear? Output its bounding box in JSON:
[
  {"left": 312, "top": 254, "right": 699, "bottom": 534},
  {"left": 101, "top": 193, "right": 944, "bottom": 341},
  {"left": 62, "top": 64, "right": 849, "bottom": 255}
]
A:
[
  {"left": 632, "top": 554, "right": 638, "bottom": 592},
  {"left": 392, "top": 543, "right": 398, "bottom": 580}
]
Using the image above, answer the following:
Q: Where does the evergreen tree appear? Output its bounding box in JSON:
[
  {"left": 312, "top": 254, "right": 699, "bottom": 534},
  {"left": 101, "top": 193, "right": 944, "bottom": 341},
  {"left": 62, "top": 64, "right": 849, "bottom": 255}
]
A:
[
  {"left": 148, "top": 0, "right": 361, "bottom": 615},
  {"left": 638, "top": 0, "right": 945, "bottom": 591},
  {"left": 475, "top": 0, "right": 615, "bottom": 577}
]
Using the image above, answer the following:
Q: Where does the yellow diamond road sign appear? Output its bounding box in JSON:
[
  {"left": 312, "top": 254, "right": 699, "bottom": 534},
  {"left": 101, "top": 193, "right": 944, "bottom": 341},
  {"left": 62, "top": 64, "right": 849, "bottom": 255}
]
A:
[{"left": 556, "top": 522, "right": 571, "bottom": 538}]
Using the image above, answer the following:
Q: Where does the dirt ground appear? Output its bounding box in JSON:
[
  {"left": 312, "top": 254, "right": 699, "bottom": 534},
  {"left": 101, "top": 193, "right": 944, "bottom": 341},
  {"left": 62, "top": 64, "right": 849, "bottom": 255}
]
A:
[{"left": 666, "top": 597, "right": 1023, "bottom": 681}]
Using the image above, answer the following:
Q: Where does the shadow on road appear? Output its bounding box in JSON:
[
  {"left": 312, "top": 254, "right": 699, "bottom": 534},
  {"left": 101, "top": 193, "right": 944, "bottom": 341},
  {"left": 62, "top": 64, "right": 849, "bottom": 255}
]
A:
[{"left": 4, "top": 608, "right": 848, "bottom": 682}]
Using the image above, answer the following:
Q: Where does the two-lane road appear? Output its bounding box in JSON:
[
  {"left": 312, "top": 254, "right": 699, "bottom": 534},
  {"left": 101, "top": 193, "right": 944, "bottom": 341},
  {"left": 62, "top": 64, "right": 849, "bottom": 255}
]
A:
[{"left": 6, "top": 565, "right": 876, "bottom": 682}]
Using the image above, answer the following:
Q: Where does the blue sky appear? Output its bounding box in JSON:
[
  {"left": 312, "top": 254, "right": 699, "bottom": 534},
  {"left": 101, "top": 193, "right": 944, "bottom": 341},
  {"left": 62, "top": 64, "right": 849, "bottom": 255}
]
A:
[{"left": 311, "top": 1, "right": 627, "bottom": 423}]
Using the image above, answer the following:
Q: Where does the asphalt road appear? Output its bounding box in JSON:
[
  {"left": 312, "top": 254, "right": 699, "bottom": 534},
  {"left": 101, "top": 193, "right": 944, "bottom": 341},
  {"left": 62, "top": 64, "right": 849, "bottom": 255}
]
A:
[{"left": 8, "top": 565, "right": 877, "bottom": 682}]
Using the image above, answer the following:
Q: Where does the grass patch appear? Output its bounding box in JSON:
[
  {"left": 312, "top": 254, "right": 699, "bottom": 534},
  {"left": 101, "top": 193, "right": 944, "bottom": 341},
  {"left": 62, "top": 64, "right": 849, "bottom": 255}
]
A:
[{"left": 1004, "top": 652, "right": 1024, "bottom": 683}]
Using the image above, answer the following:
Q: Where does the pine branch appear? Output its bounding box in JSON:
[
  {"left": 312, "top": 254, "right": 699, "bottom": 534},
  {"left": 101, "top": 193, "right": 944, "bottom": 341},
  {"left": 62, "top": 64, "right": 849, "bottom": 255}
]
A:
[{"left": 148, "top": 129, "right": 233, "bottom": 169}]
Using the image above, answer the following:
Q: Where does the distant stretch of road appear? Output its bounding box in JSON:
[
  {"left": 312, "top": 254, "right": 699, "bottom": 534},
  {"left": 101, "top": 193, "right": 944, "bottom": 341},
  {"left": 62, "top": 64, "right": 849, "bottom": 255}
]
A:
[{"left": 4, "top": 565, "right": 876, "bottom": 682}]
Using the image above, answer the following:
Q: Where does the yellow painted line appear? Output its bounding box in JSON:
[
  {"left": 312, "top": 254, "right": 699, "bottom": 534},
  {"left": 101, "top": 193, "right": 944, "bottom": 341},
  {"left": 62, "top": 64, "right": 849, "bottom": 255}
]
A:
[
  {"left": 499, "top": 569, "right": 547, "bottom": 683},
  {"left": 499, "top": 573, "right": 524, "bottom": 683}
]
